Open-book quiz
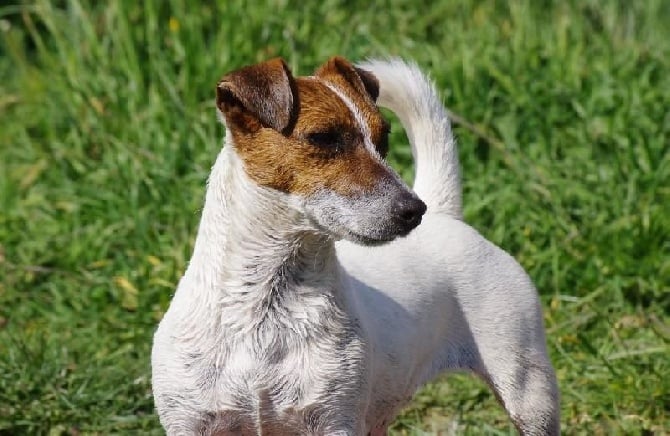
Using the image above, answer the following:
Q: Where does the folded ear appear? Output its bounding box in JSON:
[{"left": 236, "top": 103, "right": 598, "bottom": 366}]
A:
[
  {"left": 216, "top": 58, "right": 297, "bottom": 133},
  {"left": 315, "top": 56, "right": 379, "bottom": 102}
]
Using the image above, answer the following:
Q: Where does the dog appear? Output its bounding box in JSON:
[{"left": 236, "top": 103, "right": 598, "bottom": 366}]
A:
[{"left": 151, "top": 56, "right": 560, "bottom": 435}]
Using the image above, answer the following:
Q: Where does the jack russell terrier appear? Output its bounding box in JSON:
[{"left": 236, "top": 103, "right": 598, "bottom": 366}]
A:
[{"left": 151, "top": 56, "right": 560, "bottom": 435}]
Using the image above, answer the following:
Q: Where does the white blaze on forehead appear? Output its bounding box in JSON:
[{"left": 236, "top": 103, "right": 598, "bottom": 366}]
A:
[{"left": 318, "top": 80, "right": 380, "bottom": 157}]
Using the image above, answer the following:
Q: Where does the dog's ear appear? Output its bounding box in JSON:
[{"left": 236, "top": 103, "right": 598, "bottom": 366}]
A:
[
  {"left": 315, "top": 56, "right": 379, "bottom": 102},
  {"left": 216, "top": 58, "right": 297, "bottom": 133}
]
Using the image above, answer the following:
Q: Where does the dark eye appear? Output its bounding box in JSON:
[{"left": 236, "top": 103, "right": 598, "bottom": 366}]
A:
[{"left": 306, "top": 131, "right": 343, "bottom": 151}]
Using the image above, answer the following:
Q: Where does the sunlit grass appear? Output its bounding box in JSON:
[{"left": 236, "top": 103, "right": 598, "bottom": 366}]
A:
[{"left": 1, "top": 0, "right": 668, "bottom": 434}]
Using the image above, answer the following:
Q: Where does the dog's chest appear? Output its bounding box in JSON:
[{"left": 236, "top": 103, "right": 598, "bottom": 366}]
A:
[
  {"left": 172, "top": 308, "right": 369, "bottom": 433},
  {"left": 187, "top": 345, "right": 320, "bottom": 433}
]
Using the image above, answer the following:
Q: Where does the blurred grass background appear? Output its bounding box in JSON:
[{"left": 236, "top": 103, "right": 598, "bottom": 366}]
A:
[{"left": 0, "top": 0, "right": 668, "bottom": 434}]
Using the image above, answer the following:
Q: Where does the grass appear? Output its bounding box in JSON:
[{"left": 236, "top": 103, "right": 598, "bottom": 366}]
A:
[{"left": 0, "top": 0, "right": 668, "bottom": 434}]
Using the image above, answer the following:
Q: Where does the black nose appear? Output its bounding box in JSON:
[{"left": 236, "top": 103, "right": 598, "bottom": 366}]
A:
[{"left": 393, "top": 193, "right": 427, "bottom": 232}]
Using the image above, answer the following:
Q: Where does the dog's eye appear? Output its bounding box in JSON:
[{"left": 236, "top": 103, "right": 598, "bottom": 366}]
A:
[{"left": 306, "top": 131, "right": 343, "bottom": 151}]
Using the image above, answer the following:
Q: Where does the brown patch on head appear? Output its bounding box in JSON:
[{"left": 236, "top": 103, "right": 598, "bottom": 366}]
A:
[{"left": 217, "top": 57, "right": 392, "bottom": 198}]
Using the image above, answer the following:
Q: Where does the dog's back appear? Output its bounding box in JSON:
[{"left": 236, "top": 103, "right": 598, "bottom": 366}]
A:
[
  {"left": 337, "top": 215, "right": 557, "bottom": 433},
  {"left": 337, "top": 60, "right": 559, "bottom": 434}
]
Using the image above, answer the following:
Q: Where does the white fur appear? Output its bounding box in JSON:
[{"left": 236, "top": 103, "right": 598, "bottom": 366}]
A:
[
  {"left": 152, "top": 59, "right": 559, "bottom": 435},
  {"left": 152, "top": 144, "right": 369, "bottom": 434}
]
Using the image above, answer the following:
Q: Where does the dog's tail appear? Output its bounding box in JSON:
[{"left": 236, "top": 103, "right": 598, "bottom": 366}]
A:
[{"left": 358, "top": 59, "right": 461, "bottom": 218}]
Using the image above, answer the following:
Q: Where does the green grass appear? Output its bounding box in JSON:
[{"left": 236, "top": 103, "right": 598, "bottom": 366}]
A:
[{"left": 1, "top": 0, "right": 668, "bottom": 434}]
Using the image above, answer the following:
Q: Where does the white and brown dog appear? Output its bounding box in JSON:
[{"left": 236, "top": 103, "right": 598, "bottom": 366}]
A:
[{"left": 151, "top": 57, "right": 559, "bottom": 435}]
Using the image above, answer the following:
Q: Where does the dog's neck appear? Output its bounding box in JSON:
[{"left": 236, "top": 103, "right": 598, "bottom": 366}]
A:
[{"left": 183, "top": 139, "right": 343, "bottom": 335}]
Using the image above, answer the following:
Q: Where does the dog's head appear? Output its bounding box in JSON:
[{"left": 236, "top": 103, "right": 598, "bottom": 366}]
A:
[{"left": 216, "top": 56, "right": 426, "bottom": 245}]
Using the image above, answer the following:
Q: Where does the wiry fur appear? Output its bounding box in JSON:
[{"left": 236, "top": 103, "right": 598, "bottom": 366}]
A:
[
  {"left": 152, "top": 144, "right": 370, "bottom": 434},
  {"left": 152, "top": 58, "right": 559, "bottom": 435}
]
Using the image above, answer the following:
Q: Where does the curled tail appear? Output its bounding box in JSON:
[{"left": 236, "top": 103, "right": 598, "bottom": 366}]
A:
[{"left": 358, "top": 59, "right": 462, "bottom": 218}]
